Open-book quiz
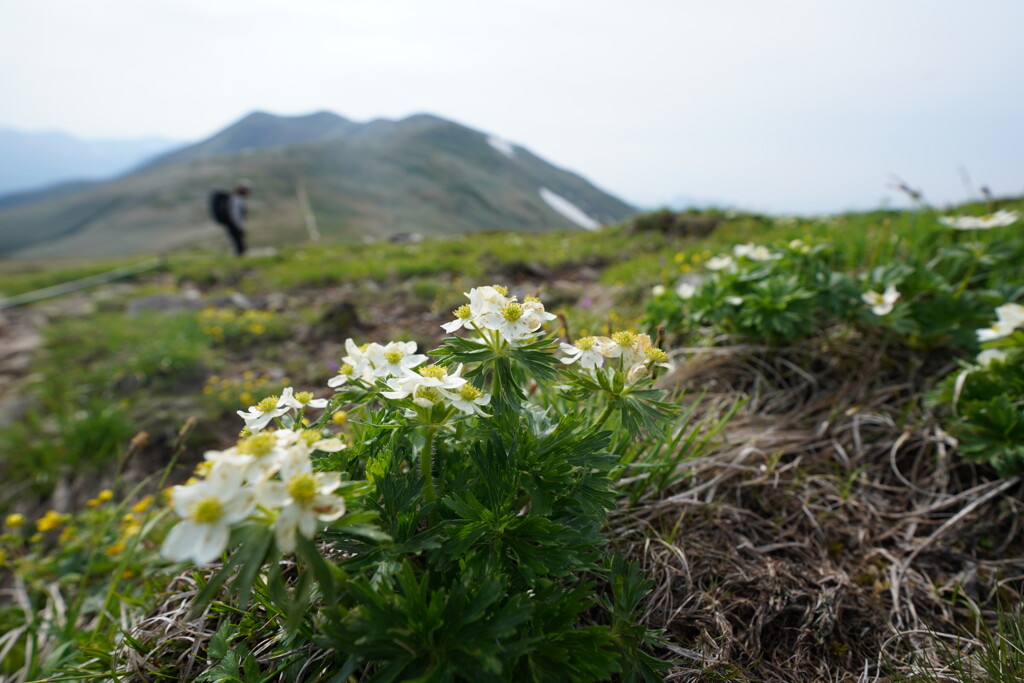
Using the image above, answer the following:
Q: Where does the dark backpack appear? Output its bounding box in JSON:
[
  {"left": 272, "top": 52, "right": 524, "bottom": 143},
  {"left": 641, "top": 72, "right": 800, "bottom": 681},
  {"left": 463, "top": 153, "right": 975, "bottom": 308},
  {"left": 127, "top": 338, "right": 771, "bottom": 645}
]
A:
[{"left": 209, "top": 190, "right": 231, "bottom": 224}]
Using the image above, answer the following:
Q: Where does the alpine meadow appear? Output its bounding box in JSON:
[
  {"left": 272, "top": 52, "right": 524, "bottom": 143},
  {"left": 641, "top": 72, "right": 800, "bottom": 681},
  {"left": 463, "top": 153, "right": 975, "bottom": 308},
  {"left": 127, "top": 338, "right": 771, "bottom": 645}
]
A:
[{"left": 1, "top": 178, "right": 1023, "bottom": 681}]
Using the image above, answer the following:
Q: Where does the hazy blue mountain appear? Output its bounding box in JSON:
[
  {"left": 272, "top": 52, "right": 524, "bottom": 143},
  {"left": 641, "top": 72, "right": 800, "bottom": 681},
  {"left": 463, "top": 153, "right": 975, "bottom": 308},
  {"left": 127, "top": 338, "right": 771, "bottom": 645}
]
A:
[
  {"left": 0, "top": 111, "right": 636, "bottom": 259},
  {"left": 0, "top": 128, "right": 182, "bottom": 197}
]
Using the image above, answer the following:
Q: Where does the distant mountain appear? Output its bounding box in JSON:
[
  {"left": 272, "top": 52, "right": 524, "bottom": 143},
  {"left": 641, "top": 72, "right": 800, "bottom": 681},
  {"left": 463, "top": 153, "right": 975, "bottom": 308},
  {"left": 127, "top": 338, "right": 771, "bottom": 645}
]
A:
[
  {"left": 0, "top": 128, "right": 182, "bottom": 198},
  {"left": 0, "top": 111, "right": 635, "bottom": 259}
]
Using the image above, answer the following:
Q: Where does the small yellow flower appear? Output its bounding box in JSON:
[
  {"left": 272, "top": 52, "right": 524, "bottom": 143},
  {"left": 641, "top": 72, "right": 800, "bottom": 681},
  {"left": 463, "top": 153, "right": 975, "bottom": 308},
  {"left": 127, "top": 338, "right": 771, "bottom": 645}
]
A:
[
  {"left": 36, "top": 510, "right": 69, "bottom": 532},
  {"left": 87, "top": 497, "right": 100, "bottom": 507},
  {"left": 5, "top": 513, "right": 26, "bottom": 528},
  {"left": 106, "top": 540, "right": 125, "bottom": 556},
  {"left": 98, "top": 489, "right": 113, "bottom": 502},
  {"left": 673, "top": 252, "right": 686, "bottom": 264},
  {"left": 122, "top": 513, "right": 136, "bottom": 524},
  {"left": 332, "top": 410, "right": 348, "bottom": 426},
  {"left": 131, "top": 495, "right": 155, "bottom": 513},
  {"left": 679, "top": 263, "right": 692, "bottom": 273},
  {"left": 239, "top": 391, "right": 253, "bottom": 405},
  {"left": 59, "top": 526, "right": 76, "bottom": 543},
  {"left": 243, "top": 370, "right": 255, "bottom": 380},
  {"left": 122, "top": 569, "right": 136, "bottom": 579}
]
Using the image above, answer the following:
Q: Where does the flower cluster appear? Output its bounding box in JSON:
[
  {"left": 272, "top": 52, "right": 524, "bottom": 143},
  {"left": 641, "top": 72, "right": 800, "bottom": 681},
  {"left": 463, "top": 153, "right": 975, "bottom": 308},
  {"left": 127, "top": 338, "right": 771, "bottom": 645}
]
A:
[
  {"left": 974, "top": 302, "right": 1024, "bottom": 366},
  {"left": 161, "top": 428, "right": 347, "bottom": 563},
  {"left": 441, "top": 285, "right": 557, "bottom": 343},
  {"left": 237, "top": 386, "right": 328, "bottom": 432},
  {"left": 328, "top": 340, "right": 428, "bottom": 389},
  {"left": 382, "top": 363, "right": 491, "bottom": 416},
  {"left": 560, "top": 331, "right": 672, "bottom": 385},
  {"left": 938, "top": 209, "right": 1019, "bottom": 231}
]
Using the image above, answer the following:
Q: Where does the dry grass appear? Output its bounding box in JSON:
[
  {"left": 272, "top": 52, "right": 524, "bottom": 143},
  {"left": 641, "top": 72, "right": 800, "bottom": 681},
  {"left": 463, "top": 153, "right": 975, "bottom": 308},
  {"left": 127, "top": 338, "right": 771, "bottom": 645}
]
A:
[{"left": 617, "top": 333, "right": 1024, "bottom": 681}]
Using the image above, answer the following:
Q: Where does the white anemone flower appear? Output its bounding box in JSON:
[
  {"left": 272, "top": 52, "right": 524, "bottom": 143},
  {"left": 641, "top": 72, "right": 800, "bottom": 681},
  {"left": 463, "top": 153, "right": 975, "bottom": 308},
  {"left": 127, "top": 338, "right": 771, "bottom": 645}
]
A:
[
  {"left": 478, "top": 301, "right": 544, "bottom": 342},
  {"left": 161, "top": 465, "right": 256, "bottom": 564},
  {"left": 651, "top": 285, "right": 666, "bottom": 297},
  {"left": 559, "top": 337, "right": 605, "bottom": 370},
  {"left": 327, "top": 363, "right": 357, "bottom": 389},
  {"left": 733, "top": 243, "right": 756, "bottom": 258},
  {"left": 341, "top": 339, "right": 375, "bottom": 378},
  {"left": 237, "top": 394, "right": 290, "bottom": 432},
  {"left": 939, "top": 209, "right": 1019, "bottom": 230},
  {"left": 440, "top": 383, "right": 492, "bottom": 416},
  {"left": 676, "top": 283, "right": 697, "bottom": 300},
  {"left": 258, "top": 452, "right": 346, "bottom": 553},
  {"left": 466, "top": 285, "right": 511, "bottom": 318},
  {"left": 382, "top": 364, "right": 466, "bottom": 407},
  {"left": 442, "top": 304, "right": 474, "bottom": 333},
  {"left": 706, "top": 255, "right": 735, "bottom": 271},
  {"left": 977, "top": 303, "right": 1024, "bottom": 341},
  {"left": 725, "top": 296, "right": 743, "bottom": 306},
  {"left": 371, "top": 341, "right": 428, "bottom": 379},
  {"left": 862, "top": 285, "right": 900, "bottom": 316},
  {"left": 977, "top": 349, "right": 1009, "bottom": 367},
  {"left": 278, "top": 387, "right": 329, "bottom": 412}
]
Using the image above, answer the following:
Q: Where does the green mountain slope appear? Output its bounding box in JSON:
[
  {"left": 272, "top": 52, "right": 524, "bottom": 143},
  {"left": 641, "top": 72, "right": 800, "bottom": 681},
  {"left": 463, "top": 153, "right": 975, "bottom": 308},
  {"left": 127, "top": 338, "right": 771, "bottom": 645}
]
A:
[{"left": 0, "top": 112, "right": 635, "bottom": 259}]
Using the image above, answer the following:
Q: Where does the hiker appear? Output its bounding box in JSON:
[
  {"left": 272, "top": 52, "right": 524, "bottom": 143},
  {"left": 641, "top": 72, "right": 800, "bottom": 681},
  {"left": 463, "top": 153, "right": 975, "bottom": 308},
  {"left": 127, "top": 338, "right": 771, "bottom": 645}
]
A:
[{"left": 210, "top": 180, "right": 252, "bottom": 256}]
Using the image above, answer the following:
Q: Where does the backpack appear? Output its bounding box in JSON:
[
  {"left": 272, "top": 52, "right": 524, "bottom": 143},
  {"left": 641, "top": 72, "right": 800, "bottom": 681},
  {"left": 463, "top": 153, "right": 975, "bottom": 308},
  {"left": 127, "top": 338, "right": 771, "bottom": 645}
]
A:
[{"left": 209, "top": 190, "right": 231, "bottom": 224}]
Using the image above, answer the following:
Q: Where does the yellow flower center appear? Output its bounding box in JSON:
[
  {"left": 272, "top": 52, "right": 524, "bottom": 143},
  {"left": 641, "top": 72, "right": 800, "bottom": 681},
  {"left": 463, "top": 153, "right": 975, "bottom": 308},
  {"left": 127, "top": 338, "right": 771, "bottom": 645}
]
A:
[
  {"left": 524, "top": 295, "right": 541, "bottom": 304},
  {"left": 645, "top": 347, "right": 669, "bottom": 364},
  {"left": 453, "top": 304, "right": 472, "bottom": 319},
  {"left": 295, "top": 391, "right": 314, "bottom": 404},
  {"left": 192, "top": 497, "right": 224, "bottom": 524},
  {"left": 501, "top": 303, "right": 524, "bottom": 322},
  {"left": 612, "top": 331, "right": 636, "bottom": 347},
  {"left": 238, "top": 432, "right": 276, "bottom": 456},
  {"left": 574, "top": 336, "right": 596, "bottom": 350},
  {"left": 459, "top": 384, "right": 483, "bottom": 401},
  {"left": 492, "top": 284, "right": 509, "bottom": 296},
  {"left": 415, "top": 386, "right": 442, "bottom": 403},
  {"left": 332, "top": 410, "right": 348, "bottom": 425},
  {"left": 256, "top": 396, "right": 279, "bottom": 413},
  {"left": 338, "top": 363, "right": 354, "bottom": 376},
  {"left": 299, "top": 429, "right": 323, "bottom": 448},
  {"left": 384, "top": 350, "right": 404, "bottom": 364},
  {"left": 287, "top": 474, "right": 318, "bottom": 505},
  {"left": 419, "top": 366, "right": 446, "bottom": 379}
]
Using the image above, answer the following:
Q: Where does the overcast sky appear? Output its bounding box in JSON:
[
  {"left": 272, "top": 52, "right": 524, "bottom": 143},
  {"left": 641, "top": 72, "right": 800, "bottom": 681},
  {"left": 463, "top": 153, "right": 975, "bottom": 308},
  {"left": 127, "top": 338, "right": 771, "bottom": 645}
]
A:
[{"left": 1, "top": 0, "right": 1021, "bottom": 213}]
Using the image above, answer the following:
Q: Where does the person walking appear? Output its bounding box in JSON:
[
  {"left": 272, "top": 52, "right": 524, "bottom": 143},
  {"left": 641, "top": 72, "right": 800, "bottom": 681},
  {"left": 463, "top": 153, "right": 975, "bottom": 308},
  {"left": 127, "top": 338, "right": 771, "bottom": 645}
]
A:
[{"left": 210, "top": 180, "right": 253, "bottom": 256}]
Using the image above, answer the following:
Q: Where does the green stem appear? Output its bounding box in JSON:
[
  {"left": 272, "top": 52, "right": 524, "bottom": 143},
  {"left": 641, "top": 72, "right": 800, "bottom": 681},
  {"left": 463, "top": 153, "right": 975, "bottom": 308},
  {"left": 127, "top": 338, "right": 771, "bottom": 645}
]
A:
[
  {"left": 594, "top": 400, "right": 616, "bottom": 429},
  {"left": 954, "top": 260, "right": 978, "bottom": 299},
  {"left": 422, "top": 426, "right": 438, "bottom": 517}
]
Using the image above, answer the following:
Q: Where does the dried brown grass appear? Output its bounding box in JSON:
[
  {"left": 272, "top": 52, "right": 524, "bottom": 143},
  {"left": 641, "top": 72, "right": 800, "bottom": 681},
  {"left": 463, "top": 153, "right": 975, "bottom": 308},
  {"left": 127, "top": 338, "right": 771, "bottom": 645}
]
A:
[{"left": 618, "top": 333, "right": 1024, "bottom": 681}]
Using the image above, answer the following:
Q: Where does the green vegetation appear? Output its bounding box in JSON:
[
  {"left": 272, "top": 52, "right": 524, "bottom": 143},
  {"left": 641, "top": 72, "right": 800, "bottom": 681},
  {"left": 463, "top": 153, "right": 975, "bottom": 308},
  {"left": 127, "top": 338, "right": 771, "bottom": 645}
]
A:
[{"left": 0, "top": 199, "right": 1023, "bottom": 681}]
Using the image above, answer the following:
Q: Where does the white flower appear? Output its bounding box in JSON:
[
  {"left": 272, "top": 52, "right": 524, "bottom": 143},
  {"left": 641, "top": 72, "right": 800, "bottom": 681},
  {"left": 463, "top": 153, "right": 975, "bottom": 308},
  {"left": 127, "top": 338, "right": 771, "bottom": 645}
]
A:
[
  {"left": 278, "top": 387, "right": 329, "bottom": 411},
  {"left": 862, "top": 284, "right": 900, "bottom": 316},
  {"left": 440, "top": 383, "right": 491, "bottom": 416},
  {"left": 725, "top": 296, "right": 743, "bottom": 306},
  {"left": 676, "top": 283, "right": 697, "bottom": 300},
  {"left": 706, "top": 255, "right": 735, "bottom": 271},
  {"left": 559, "top": 337, "right": 605, "bottom": 370},
  {"left": 161, "top": 465, "right": 256, "bottom": 564},
  {"left": 732, "top": 243, "right": 779, "bottom": 261},
  {"left": 442, "top": 304, "right": 474, "bottom": 333},
  {"left": 977, "top": 303, "right": 1024, "bottom": 341},
  {"left": 258, "top": 452, "right": 345, "bottom": 553},
  {"left": 977, "top": 349, "right": 1009, "bottom": 367},
  {"left": 237, "top": 394, "right": 290, "bottom": 432},
  {"left": 788, "top": 239, "right": 811, "bottom": 253},
  {"left": 651, "top": 285, "right": 666, "bottom": 297},
  {"left": 939, "top": 209, "right": 1019, "bottom": 230},
  {"left": 341, "top": 339, "right": 376, "bottom": 378},
  {"left": 327, "top": 363, "right": 357, "bottom": 389},
  {"left": 478, "top": 301, "right": 541, "bottom": 342},
  {"left": 371, "top": 341, "right": 428, "bottom": 379},
  {"left": 466, "top": 285, "right": 511, "bottom": 319},
  {"left": 382, "top": 364, "right": 466, "bottom": 407}
]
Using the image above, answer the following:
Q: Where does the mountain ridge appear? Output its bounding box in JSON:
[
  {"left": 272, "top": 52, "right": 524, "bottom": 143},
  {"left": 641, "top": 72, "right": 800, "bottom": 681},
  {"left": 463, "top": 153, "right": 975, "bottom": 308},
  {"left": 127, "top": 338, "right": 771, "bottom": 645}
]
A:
[{"left": 0, "top": 110, "right": 636, "bottom": 259}]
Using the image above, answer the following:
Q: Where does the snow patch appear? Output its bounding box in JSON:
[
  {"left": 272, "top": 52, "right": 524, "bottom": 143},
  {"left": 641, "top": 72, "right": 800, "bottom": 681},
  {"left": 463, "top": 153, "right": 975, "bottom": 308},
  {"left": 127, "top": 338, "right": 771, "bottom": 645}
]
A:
[
  {"left": 539, "top": 188, "right": 601, "bottom": 231},
  {"left": 487, "top": 136, "right": 516, "bottom": 158}
]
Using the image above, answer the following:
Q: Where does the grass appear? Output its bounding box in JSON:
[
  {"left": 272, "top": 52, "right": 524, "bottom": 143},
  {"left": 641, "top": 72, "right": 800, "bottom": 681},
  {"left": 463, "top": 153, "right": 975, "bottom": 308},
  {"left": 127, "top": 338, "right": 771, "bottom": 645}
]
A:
[{"left": 0, "top": 200, "right": 1023, "bottom": 680}]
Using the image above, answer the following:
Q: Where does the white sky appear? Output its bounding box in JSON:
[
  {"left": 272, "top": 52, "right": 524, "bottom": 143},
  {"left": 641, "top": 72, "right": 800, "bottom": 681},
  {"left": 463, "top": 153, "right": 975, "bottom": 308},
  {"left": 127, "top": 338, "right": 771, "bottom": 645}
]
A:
[{"left": 1, "top": 0, "right": 1022, "bottom": 213}]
